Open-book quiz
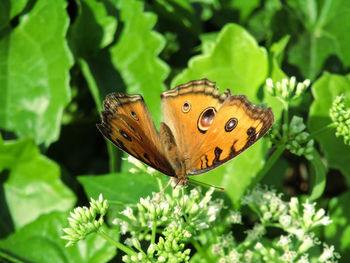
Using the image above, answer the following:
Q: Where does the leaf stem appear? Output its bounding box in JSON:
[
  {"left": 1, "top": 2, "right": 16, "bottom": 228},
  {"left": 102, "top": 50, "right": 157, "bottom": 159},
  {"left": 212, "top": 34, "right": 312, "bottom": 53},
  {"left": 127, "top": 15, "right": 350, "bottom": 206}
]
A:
[
  {"left": 310, "top": 123, "right": 335, "bottom": 138},
  {"left": 98, "top": 229, "right": 137, "bottom": 256},
  {"left": 190, "top": 238, "right": 214, "bottom": 263}
]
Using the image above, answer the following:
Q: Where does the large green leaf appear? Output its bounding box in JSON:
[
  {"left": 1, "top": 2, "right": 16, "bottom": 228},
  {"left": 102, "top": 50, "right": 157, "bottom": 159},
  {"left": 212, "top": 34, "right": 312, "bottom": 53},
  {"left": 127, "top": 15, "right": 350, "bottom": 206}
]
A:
[
  {"left": 68, "top": 0, "right": 117, "bottom": 59},
  {"left": 172, "top": 24, "right": 268, "bottom": 101},
  {"left": 172, "top": 24, "right": 272, "bottom": 207},
  {"left": 78, "top": 172, "right": 161, "bottom": 205},
  {"left": 287, "top": 0, "right": 350, "bottom": 80},
  {"left": 308, "top": 72, "right": 350, "bottom": 182},
  {"left": 0, "top": 137, "right": 76, "bottom": 230},
  {"left": 0, "top": 211, "right": 117, "bottom": 263},
  {"left": 110, "top": 0, "right": 169, "bottom": 125},
  {"left": 0, "top": 0, "right": 73, "bottom": 146}
]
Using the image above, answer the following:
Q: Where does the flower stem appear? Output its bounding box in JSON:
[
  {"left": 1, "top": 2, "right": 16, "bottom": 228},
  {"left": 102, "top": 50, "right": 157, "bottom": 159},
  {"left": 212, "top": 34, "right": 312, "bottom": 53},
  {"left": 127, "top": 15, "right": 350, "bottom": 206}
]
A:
[
  {"left": 151, "top": 216, "right": 157, "bottom": 244},
  {"left": 98, "top": 229, "right": 137, "bottom": 256},
  {"left": 191, "top": 238, "right": 214, "bottom": 263},
  {"left": 252, "top": 144, "right": 286, "bottom": 188}
]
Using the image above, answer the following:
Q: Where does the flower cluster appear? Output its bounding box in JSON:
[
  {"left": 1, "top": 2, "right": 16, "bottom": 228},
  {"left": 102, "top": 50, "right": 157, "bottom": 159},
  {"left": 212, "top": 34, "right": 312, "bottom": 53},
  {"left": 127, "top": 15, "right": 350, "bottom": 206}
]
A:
[
  {"left": 267, "top": 77, "right": 314, "bottom": 160},
  {"left": 62, "top": 194, "right": 109, "bottom": 247},
  {"left": 117, "top": 186, "right": 223, "bottom": 263},
  {"left": 210, "top": 185, "right": 339, "bottom": 263},
  {"left": 329, "top": 94, "right": 350, "bottom": 146},
  {"left": 270, "top": 116, "right": 314, "bottom": 159},
  {"left": 266, "top": 77, "right": 310, "bottom": 103}
]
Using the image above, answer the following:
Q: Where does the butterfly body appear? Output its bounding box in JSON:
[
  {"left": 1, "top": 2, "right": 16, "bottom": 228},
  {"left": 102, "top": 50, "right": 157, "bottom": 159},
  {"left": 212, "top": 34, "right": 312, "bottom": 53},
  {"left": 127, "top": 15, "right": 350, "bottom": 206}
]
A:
[{"left": 97, "top": 79, "right": 274, "bottom": 186}]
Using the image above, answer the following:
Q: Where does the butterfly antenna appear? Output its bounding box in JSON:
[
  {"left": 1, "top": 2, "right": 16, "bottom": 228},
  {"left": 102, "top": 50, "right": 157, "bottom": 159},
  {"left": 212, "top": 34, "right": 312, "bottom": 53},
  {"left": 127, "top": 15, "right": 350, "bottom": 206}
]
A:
[
  {"left": 188, "top": 178, "right": 226, "bottom": 191},
  {"left": 160, "top": 179, "right": 172, "bottom": 194}
]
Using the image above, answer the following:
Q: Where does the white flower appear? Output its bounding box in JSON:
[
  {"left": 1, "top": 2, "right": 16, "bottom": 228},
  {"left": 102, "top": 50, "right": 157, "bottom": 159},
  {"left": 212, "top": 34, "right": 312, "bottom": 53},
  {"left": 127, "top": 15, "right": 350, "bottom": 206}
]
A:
[
  {"left": 198, "top": 222, "right": 209, "bottom": 229},
  {"left": 121, "top": 207, "right": 134, "bottom": 218},
  {"left": 227, "top": 211, "right": 242, "bottom": 224},
  {"left": 277, "top": 235, "right": 291, "bottom": 248},
  {"left": 289, "top": 197, "right": 299, "bottom": 216},
  {"left": 319, "top": 244, "right": 336, "bottom": 262},
  {"left": 119, "top": 221, "right": 129, "bottom": 234},
  {"left": 297, "top": 254, "right": 310, "bottom": 263},
  {"left": 207, "top": 205, "right": 219, "bottom": 222},
  {"left": 228, "top": 248, "right": 241, "bottom": 262},
  {"left": 244, "top": 250, "right": 253, "bottom": 263},
  {"left": 299, "top": 233, "right": 315, "bottom": 253},
  {"left": 124, "top": 237, "right": 133, "bottom": 246},
  {"left": 303, "top": 200, "right": 316, "bottom": 218},
  {"left": 263, "top": 211, "right": 272, "bottom": 220},
  {"left": 211, "top": 243, "right": 223, "bottom": 256},
  {"left": 280, "top": 250, "right": 297, "bottom": 262},
  {"left": 318, "top": 216, "right": 332, "bottom": 226},
  {"left": 190, "top": 188, "right": 200, "bottom": 199},
  {"left": 254, "top": 242, "right": 264, "bottom": 251},
  {"left": 279, "top": 214, "right": 292, "bottom": 228},
  {"left": 221, "top": 234, "right": 234, "bottom": 248}
]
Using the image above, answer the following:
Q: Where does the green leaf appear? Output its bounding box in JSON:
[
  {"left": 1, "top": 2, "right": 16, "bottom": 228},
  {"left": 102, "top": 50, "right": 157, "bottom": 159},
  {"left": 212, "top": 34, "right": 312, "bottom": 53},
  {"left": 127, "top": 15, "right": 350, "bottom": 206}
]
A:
[
  {"left": 308, "top": 72, "right": 350, "bottom": 182},
  {"left": 110, "top": 0, "right": 170, "bottom": 125},
  {"left": 0, "top": 211, "right": 117, "bottom": 263},
  {"left": 0, "top": 138, "right": 76, "bottom": 230},
  {"left": 199, "top": 31, "right": 219, "bottom": 55},
  {"left": 269, "top": 35, "right": 289, "bottom": 81},
  {"left": 287, "top": 0, "right": 350, "bottom": 80},
  {"left": 325, "top": 191, "right": 350, "bottom": 259},
  {"left": 230, "top": 0, "right": 260, "bottom": 23},
  {"left": 247, "top": 0, "right": 283, "bottom": 44},
  {"left": 0, "top": 0, "right": 73, "bottom": 146},
  {"left": 0, "top": 0, "right": 28, "bottom": 30},
  {"left": 68, "top": 0, "right": 117, "bottom": 58},
  {"left": 172, "top": 23, "right": 271, "bottom": 207},
  {"left": 78, "top": 172, "right": 160, "bottom": 205},
  {"left": 172, "top": 24, "right": 268, "bottom": 101},
  {"left": 309, "top": 149, "right": 327, "bottom": 200}
]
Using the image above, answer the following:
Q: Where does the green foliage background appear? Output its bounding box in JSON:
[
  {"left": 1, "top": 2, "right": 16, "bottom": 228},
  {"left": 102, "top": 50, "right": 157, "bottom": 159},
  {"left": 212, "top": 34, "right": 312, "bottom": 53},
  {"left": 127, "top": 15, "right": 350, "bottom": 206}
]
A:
[{"left": 0, "top": 0, "right": 350, "bottom": 262}]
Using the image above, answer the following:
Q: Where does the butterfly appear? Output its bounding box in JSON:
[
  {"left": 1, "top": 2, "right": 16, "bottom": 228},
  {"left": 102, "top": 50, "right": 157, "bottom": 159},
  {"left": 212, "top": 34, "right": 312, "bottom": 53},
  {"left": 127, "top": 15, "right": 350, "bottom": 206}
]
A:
[{"left": 97, "top": 79, "right": 274, "bottom": 188}]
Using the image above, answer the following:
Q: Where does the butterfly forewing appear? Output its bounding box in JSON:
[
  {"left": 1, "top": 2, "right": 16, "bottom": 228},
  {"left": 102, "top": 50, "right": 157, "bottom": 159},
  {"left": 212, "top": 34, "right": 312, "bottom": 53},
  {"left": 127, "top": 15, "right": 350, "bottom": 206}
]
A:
[
  {"left": 98, "top": 93, "right": 175, "bottom": 176},
  {"left": 188, "top": 95, "right": 274, "bottom": 174}
]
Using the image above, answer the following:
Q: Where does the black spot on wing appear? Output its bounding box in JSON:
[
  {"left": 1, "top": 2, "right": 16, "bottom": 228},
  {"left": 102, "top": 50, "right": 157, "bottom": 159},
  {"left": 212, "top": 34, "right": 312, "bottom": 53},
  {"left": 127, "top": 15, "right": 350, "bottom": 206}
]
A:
[
  {"left": 212, "top": 147, "right": 223, "bottom": 165},
  {"left": 120, "top": 129, "right": 132, "bottom": 141}
]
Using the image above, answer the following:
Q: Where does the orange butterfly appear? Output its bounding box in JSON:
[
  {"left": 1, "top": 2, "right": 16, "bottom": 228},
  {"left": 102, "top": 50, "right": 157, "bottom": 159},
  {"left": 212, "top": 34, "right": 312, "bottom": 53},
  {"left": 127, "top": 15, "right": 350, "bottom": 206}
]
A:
[{"left": 97, "top": 79, "right": 274, "bottom": 188}]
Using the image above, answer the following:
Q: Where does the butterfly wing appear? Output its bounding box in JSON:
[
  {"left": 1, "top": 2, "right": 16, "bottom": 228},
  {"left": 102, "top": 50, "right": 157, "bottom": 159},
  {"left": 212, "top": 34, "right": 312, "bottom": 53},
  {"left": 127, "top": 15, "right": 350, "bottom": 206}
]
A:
[
  {"left": 161, "top": 79, "right": 231, "bottom": 170},
  {"left": 97, "top": 93, "right": 175, "bottom": 176},
  {"left": 187, "top": 95, "right": 274, "bottom": 174},
  {"left": 161, "top": 79, "right": 273, "bottom": 176}
]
